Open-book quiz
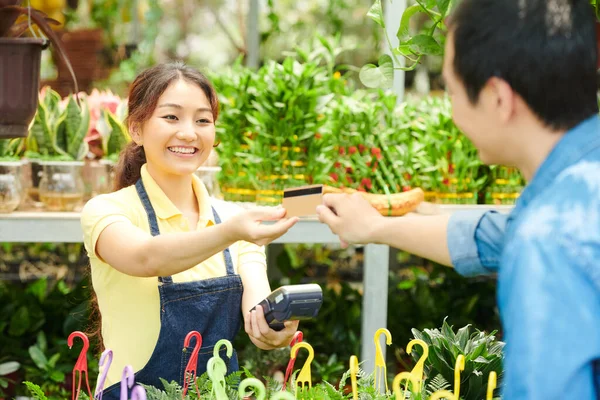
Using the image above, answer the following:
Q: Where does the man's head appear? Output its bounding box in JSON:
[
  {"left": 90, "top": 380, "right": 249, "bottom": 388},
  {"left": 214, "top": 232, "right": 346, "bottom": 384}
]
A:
[{"left": 443, "top": 0, "right": 598, "bottom": 165}]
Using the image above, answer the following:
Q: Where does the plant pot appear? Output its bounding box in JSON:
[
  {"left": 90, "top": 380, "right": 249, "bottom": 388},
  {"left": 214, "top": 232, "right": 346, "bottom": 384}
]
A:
[
  {"left": 0, "top": 38, "right": 46, "bottom": 139},
  {"left": 195, "top": 166, "right": 222, "bottom": 198},
  {"left": 38, "top": 161, "right": 85, "bottom": 211},
  {"left": 23, "top": 159, "right": 45, "bottom": 207},
  {"left": 0, "top": 161, "right": 23, "bottom": 213},
  {"left": 51, "top": 29, "right": 105, "bottom": 96},
  {"left": 83, "top": 159, "right": 115, "bottom": 200}
]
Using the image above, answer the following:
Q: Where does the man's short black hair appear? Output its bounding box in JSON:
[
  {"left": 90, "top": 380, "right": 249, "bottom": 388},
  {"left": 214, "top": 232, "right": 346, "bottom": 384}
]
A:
[{"left": 448, "top": 0, "right": 599, "bottom": 131}]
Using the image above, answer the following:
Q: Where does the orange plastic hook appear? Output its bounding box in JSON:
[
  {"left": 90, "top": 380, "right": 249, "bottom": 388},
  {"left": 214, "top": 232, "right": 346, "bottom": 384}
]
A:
[
  {"left": 282, "top": 331, "right": 303, "bottom": 391},
  {"left": 68, "top": 331, "right": 93, "bottom": 400},
  {"left": 182, "top": 331, "right": 203, "bottom": 399}
]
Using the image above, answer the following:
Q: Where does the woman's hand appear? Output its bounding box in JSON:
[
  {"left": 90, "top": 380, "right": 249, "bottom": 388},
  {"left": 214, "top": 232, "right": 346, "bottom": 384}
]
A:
[
  {"left": 226, "top": 207, "right": 299, "bottom": 246},
  {"left": 244, "top": 305, "right": 300, "bottom": 350}
]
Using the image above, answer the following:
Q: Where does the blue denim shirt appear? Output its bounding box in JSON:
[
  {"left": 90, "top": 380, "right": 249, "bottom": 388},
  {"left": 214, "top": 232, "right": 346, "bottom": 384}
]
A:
[{"left": 447, "top": 115, "right": 600, "bottom": 399}]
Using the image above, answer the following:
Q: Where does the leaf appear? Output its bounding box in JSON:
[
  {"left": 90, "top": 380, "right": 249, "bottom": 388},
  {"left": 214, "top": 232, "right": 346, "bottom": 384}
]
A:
[
  {"left": 367, "top": 0, "right": 385, "bottom": 27},
  {"left": 407, "top": 34, "right": 443, "bottom": 55},
  {"left": 0, "top": 361, "right": 19, "bottom": 376},
  {"left": 359, "top": 54, "right": 394, "bottom": 89},
  {"left": 27, "top": 278, "right": 48, "bottom": 302},
  {"left": 36, "top": 331, "right": 47, "bottom": 353},
  {"left": 48, "top": 353, "right": 61, "bottom": 369},
  {"left": 24, "top": 381, "right": 48, "bottom": 400},
  {"left": 436, "top": 0, "right": 451, "bottom": 16},
  {"left": 28, "top": 346, "right": 48, "bottom": 370},
  {"left": 8, "top": 305, "right": 30, "bottom": 336},
  {"left": 50, "top": 370, "right": 65, "bottom": 382},
  {"left": 397, "top": 4, "right": 423, "bottom": 42}
]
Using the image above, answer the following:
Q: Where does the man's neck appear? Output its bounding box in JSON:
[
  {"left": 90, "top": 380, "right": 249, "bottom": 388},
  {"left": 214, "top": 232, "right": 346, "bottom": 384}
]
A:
[{"left": 511, "top": 121, "right": 566, "bottom": 181}]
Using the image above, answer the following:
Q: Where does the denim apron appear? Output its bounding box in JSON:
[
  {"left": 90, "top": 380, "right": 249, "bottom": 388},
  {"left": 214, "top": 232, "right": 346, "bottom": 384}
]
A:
[{"left": 101, "top": 179, "right": 243, "bottom": 399}]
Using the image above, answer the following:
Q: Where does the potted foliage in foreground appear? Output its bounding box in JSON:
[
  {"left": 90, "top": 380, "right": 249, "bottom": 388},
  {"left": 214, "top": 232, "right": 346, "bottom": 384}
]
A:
[{"left": 0, "top": 0, "right": 77, "bottom": 139}]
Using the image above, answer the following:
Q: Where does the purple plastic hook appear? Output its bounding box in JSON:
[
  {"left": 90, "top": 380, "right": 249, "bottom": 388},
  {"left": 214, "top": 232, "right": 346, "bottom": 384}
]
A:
[
  {"left": 120, "top": 365, "right": 135, "bottom": 400},
  {"left": 94, "top": 349, "right": 113, "bottom": 400},
  {"left": 131, "top": 385, "right": 147, "bottom": 400}
]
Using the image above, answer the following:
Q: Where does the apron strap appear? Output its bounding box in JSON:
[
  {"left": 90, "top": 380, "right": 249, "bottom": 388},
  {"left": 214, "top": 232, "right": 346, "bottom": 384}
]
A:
[
  {"left": 211, "top": 206, "right": 236, "bottom": 276},
  {"left": 135, "top": 179, "right": 172, "bottom": 284}
]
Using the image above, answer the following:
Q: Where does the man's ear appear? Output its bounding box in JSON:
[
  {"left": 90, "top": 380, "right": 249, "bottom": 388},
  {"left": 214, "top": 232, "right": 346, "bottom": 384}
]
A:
[
  {"left": 129, "top": 123, "right": 143, "bottom": 145},
  {"left": 487, "top": 77, "right": 515, "bottom": 123}
]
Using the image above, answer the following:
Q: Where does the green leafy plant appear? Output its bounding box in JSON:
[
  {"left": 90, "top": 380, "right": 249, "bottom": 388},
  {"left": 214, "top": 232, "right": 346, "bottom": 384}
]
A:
[
  {"left": 410, "top": 319, "right": 504, "bottom": 400},
  {"left": 0, "top": 137, "right": 23, "bottom": 161},
  {"left": 96, "top": 103, "right": 129, "bottom": 162},
  {"left": 360, "top": 0, "right": 455, "bottom": 88},
  {"left": 26, "top": 89, "right": 90, "bottom": 161},
  {"left": 362, "top": 0, "right": 600, "bottom": 88}
]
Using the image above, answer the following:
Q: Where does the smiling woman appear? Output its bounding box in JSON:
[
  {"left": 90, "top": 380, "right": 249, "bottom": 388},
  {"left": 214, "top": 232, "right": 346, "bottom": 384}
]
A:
[{"left": 79, "top": 62, "right": 299, "bottom": 400}]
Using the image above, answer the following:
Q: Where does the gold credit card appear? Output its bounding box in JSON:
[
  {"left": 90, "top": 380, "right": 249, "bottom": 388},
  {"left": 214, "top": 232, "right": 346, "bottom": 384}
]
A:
[{"left": 282, "top": 184, "right": 324, "bottom": 218}]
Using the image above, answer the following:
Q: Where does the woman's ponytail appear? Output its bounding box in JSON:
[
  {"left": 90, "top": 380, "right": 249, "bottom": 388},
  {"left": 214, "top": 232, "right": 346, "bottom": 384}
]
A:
[{"left": 113, "top": 142, "right": 146, "bottom": 191}]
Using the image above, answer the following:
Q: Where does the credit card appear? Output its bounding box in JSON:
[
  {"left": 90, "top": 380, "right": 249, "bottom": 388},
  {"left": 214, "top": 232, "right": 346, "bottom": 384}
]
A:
[{"left": 282, "top": 184, "right": 324, "bottom": 218}]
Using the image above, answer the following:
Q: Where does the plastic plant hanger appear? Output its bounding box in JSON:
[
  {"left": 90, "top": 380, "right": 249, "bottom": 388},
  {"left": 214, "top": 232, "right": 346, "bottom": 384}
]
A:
[
  {"left": 131, "top": 385, "right": 147, "bottom": 400},
  {"left": 207, "top": 339, "right": 233, "bottom": 400},
  {"left": 406, "top": 338, "right": 429, "bottom": 391},
  {"left": 238, "top": 377, "right": 266, "bottom": 400},
  {"left": 392, "top": 372, "right": 418, "bottom": 400},
  {"left": 429, "top": 355, "right": 465, "bottom": 400},
  {"left": 373, "top": 328, "right": 392, "bottom": 393},
  {"left": 68, "top": 331, "right": 93, "bottom": 400},
  {"left": 120, "top": 365, "right": 135, "bottom": 400},
  {"left": 486, "top": 371, "right": 497, "bottom": 400},
  {"left": 290, "top": 342, "right": 314, "bottom": 395},
  {"left": 94, "top": 349, "right": 113, "bottom": 400},
  {"left": 181, "top": 331, "right": 203, "bottom": 399},
  {"left": 349, "top": 355, "right": 359, "bottom": 400},
  {"left": 282, "top": 331, "right": 303, "bottom": 391}
]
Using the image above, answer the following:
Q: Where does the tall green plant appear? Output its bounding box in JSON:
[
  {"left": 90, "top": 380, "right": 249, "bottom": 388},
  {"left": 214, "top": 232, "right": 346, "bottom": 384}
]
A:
[{"left": 410, "top": 319, "right": 504, "bottom": 400}]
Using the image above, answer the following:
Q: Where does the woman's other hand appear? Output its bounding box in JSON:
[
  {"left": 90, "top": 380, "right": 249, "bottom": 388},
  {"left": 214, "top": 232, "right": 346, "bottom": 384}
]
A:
[
  {"left": 226, "top": 206, "right": 299, "bottom": 246},
  {"left": 244, "top": 305, "right": 299, "bottom": 350}
]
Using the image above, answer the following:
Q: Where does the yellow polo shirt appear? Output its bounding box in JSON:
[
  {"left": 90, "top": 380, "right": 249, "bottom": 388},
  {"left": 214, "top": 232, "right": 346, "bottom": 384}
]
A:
[{"left": 80, "top": 164, "right": 266, "bottom": 386}]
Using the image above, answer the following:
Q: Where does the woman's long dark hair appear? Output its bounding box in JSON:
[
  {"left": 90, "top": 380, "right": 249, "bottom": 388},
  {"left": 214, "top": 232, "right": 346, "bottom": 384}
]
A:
[{"left": 88, "top": 62, "right": 220, "bottom": 352}]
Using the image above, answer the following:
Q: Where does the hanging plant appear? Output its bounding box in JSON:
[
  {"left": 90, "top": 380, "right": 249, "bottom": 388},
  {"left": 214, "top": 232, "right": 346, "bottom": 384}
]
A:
[{"left": 0, "top": 0, "right": 78, "bottom": 139}]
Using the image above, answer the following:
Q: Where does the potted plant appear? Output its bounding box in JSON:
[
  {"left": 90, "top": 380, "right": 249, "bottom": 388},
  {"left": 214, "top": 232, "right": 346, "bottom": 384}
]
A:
[
  {"left": 0, "top": 0, "right": 77, "bottom": 139},
  {"left": 26, "top": 90, "right": 90, "bottom": 211},
  {"left": 0, "top": 138, "right": 24, "bottom": 213},
  {"left": 90, "top": 96, "right": 128, "bottom": 196}
]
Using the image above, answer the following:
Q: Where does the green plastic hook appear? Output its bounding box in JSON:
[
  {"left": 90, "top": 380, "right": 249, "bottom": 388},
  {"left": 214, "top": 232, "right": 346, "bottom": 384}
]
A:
[
  {"left": 238, "top": 378, "right": 266, "bottom": 400},
  {"left": 213, "top": 339, "right": 234, "bottom": 359}
]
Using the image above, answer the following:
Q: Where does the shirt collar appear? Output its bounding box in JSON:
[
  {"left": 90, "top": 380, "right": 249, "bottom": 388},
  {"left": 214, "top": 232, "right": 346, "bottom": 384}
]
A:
[
  {"left": 140, "top": 164, "right": 215, "bottom": 225},
  {"left": 509, "top": 115, "right": 600, "bottom": 222}
]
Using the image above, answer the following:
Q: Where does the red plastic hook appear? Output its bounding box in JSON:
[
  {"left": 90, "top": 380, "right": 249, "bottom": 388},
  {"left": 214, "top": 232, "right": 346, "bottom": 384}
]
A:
[
  {"left": 182, "top": 331, "right": 203, "bottom": 399},
  {"left": 68, "top": 331, "right": 93, "bottom": 400},
  {"left": 282, "top": 331, "right": 304, "bottom": 391}
]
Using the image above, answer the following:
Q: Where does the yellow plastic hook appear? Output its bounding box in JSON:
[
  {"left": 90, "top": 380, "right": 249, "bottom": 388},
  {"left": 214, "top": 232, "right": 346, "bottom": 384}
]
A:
[
  {"left": 406, "top": 339, "right": 429, "bottom": 390},
  {"left": 392, "top": 372, "right": 419, "bottom": 400},
  {"left": 290, "top": 342, "right": 314, "bottom": 395},
  {"left": 486, "top": 371, "right": 497, "bottom": 400},
  {"left": 350, "top": 355, "right": 359, "bottom": 400},
  {"left": 373, "top": 328, "right": 392, "bottom": 393}
]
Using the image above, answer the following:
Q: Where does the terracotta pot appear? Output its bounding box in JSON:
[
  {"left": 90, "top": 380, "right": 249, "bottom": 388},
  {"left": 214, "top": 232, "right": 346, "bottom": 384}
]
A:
[
  {"left": 52, "top": 29, "right": 105, "bottom": 95},
  {"left": 0, "top": 37, "right": 45, "bottom": 139}
]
